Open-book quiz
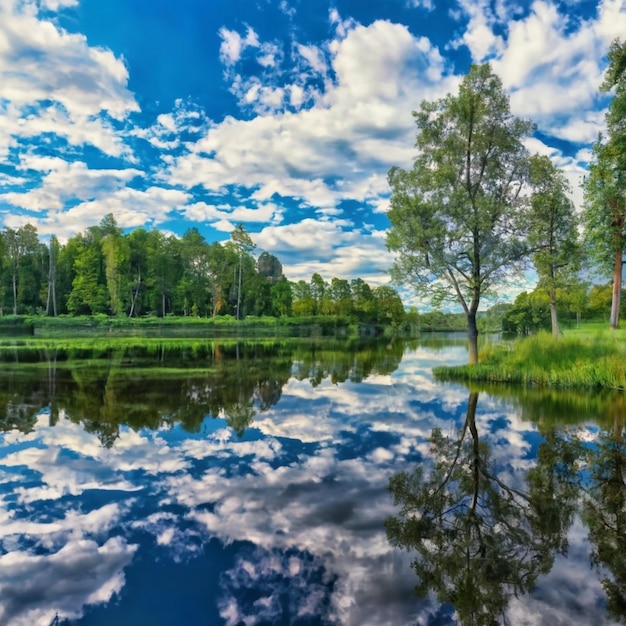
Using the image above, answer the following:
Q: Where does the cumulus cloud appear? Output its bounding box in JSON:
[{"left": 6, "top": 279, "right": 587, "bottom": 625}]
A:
[
  {"left": 0, "top": 0, "right": 138, "bottom": 158},
  {"left": 489, "top": 0, "right": 626, "bottom": 145},
  {"left": 219, "top": 26, "right": 261, "bottom": 66},
  {"left": 0, "top": 160, "right": 143, "bottom": 212},
  {"left": 165, "top": 18, "right": 453, "bottom": 232}
]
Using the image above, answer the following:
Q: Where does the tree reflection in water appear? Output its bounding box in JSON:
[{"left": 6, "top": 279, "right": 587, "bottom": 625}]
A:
[
  {"left": 484, "top": 385, "right": 626, "bottom": 623},
  {"left": 386, "top": 391, "right": 582, "bottom": 624},
  {"left": 0, "top": 338, "right": 406, "bottom": 446},
  {"left": 583, "top": 404, "right": 626, "bottom": 623}
]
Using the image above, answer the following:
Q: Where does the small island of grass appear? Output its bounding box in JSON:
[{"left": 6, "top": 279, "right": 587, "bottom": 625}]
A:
[{"left": 434, "top": 327, "right": 626, "bottom": 390}]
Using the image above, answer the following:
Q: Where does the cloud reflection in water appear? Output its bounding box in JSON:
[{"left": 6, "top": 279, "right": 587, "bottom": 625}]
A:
[{"left": 0, "top": 340, "right": 621, "bottom": 625}]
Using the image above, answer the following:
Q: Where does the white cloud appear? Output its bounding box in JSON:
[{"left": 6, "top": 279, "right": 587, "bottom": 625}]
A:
[
  {"left": 489, "top": 0, "right": 626, "bottom": 145},
  {"left": 165, "top": 19, "right": 453, "bottom": 223},
  {"left": 407, "top": 0, "right": 434, "bottom": 9},
  {"left": 296, "top": 43, "right": 328, "bottom": 74},
  {"left": 39, "top": 0, "right": 79, "bottom": 10},
  {"left": 452, "top": 0, "right": 506, "bottom": 62},
  {"left": 182, "top": 200, "right": 284, "bottom": 226},
  {"left": 0, "top": 0, "right": 138, "bottom": 172},
  {"left": 31, "top": 186, "right": 189, "bottom": 238},
  {"left": 218, "top": 26, "right": 261, "bottom": 66},
  {"left": 248, "top": 219, "right": 396, "bottom": 283},
  {"left": 0, "top": 160, "right": 143, "bottom": 212}
]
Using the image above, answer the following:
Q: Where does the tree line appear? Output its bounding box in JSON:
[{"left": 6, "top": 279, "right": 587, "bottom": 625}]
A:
[
  {"left": 0, "top": 215, "right": 406, "bottom": 326},
  {"left": 499, "top": 282, "right": 626, "bottom": 335},
  {"left": 386, "top": 38, "right": 626, "bottom": 362}
]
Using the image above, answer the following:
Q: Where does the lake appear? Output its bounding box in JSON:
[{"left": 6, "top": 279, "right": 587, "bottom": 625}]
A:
[{"left": 0, "top": 336, "right": 624, "bottom": 625}]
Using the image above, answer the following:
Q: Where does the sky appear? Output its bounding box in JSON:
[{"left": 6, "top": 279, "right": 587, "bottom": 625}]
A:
[{"left": 0, "top": 0, "right": 624, "bottom": 302}]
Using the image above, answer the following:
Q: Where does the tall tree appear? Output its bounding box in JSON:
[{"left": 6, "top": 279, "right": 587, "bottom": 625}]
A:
[
  {"left": 350, "top": 278, "right": 375, "bottom": 321},
  {"left": 329, "top": 277, "right": 352, "bottom": 316},
  {"left": 178, "top": 228, "right": 211, "bottom": 316},
  {"left": 528, "top": 155, "right": 581, "bottom": 337},
  {"left": 4, "top": 224, "right": 41, "bottom": 314},
  {"left": 146, "top": 231, "right": 181, "bottom": 317},
  {"left": 270, "top": 277, "right": 292, "bottom": 316},
  {"left": 583, "top": 139, "right": 626, "bottom": 330},
  {"left": 310, "top": 273, "right": 326, "bottom": 316},
  {"left": 386, "top": 64, "right": 534, "bottom": 363},
  {"left": 67, "top": 241, "right": 108, "bottom": 315},
  {"left": 206, "top": 242, "right": 237, "bottom": 317},
  {"left": 372, "top": 285, "right": 405, "bottom": 326},
  {"left": 46, "top": 235, "right": 60, "bottom": 316},
  {"left": 102, "top": 230, "right": 129, "bottom": 316},
  {"left": 291, "top": 280, "right": 314, "bottom": 316},
  {"left": 126, "top": 228, "right": 150, "bottom": 317},
  {"left": 229, "top": 224, "right": 255, "bottom": 320},
  {"left": 583, "top": 39, "right": 626, "bottom": 330}
]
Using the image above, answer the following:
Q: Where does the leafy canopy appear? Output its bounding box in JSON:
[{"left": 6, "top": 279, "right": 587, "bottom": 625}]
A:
[{"left": 386, "top": 63, "right": 534, "bottom": 315}]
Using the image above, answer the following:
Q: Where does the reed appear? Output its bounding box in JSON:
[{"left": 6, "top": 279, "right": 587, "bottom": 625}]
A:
[{"left": 435, "top": 331, "right": 626, "bottom": 390}]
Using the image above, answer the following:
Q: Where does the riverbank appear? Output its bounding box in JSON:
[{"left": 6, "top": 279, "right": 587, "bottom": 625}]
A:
[
  {"left": 0, "top": 314, "right": 405, "bottom": 340},
  {"left": 434, "top": 329, "right": 626, "bottom": 390}
]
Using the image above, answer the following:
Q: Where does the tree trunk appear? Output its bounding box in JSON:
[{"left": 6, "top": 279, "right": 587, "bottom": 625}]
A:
[
  {"left": 549, "top": 286, "right": 559, "bottom": 338},
  {"left": 467, "top": 310, "right": 479, "bottom": 365},
  {"left": 12, "top": 269, "right": 17, "bottom": 315},
  {"left": 128, "top": 268, "right": 141, "bottom": 318},
  {"left": 46, "top": 240, "right": 57, "bottom": 317},
  {"left": 236, "top": 255, "right": 242, "bottom": 320},
  {"left": 610, "top": 248, "right": 623, "bottom": 330}
]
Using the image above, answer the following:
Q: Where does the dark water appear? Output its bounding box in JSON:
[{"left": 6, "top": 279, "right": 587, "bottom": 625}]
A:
[{"left": 0, "top": 337, "right": 624, "bottom": 625}]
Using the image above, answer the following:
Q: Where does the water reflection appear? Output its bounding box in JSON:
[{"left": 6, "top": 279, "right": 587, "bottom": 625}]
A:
[
  {"left": 466, "top": 381, "right": 626, "bottom": 622},
  {"left": 0, "top": 337, "right": 624, "bottom": 625},
  {"left": 583, "top": 414, "right": 626, "bottom": 623},
  {"left": 386, "top": 391, "right": 581, "bottom": 624},
  {"left": 475, "top": 383, "right": 626, "bottom": 427},
  {"left": 0, "top": 339, "right": 405, "bottom": 445}
]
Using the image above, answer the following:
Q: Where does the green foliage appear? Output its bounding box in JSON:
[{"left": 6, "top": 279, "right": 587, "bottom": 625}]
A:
[
  {"left": 386, "top": 63, "right": 535, "bottom": 362},
  {"left": 527, "top": 154, "right": 581, "bottom": 335},
  {"left": 435, "top": 331, "right": 626, "bottom": 390},
  {"left": 583, "top": 415, "right": 626, "bottom": 623},
  {"left": 0, "top": 336, "right": 405, "bottom": 441},
  {"left": 502, "top": 291, "right": 551, "bottom": 335},
  {"left": 582, "top": 39, "right": 626, "bottom": 329},
  {"left": 386, "top": 64, "right": 533, "bottom": 314},
  {"left": 411, "top": 309, "right": 467, "bottom": 332},
  {"left": 0, "top": 219, "right": 406, "bottom": 330}
]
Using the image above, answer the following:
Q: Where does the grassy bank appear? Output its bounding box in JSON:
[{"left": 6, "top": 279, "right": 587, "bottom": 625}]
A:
[
  {"left": 0, "top": 314, "right": 402, "bottom": 340},
  {"left": 434, "top": 330, "right": 626, "bottom": 390}
]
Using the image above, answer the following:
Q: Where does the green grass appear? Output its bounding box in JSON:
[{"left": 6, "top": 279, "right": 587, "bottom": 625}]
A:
[{"left": 434, "top": 329, "right": 626, "bottom": 390}]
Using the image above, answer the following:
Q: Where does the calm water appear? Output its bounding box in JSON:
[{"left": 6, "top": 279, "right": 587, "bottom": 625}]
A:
[{"left": 0, "top": 337, "right": 624, "bottom": 625}]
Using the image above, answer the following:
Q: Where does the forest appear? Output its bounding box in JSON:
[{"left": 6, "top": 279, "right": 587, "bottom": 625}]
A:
[{"left": 0, "top": 215, "right": 407, "bottom": 327}]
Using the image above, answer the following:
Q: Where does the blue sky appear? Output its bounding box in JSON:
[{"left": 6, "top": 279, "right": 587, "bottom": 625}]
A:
[{"left": 0, "top": 0, "right": 623, "bottom": 299}]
